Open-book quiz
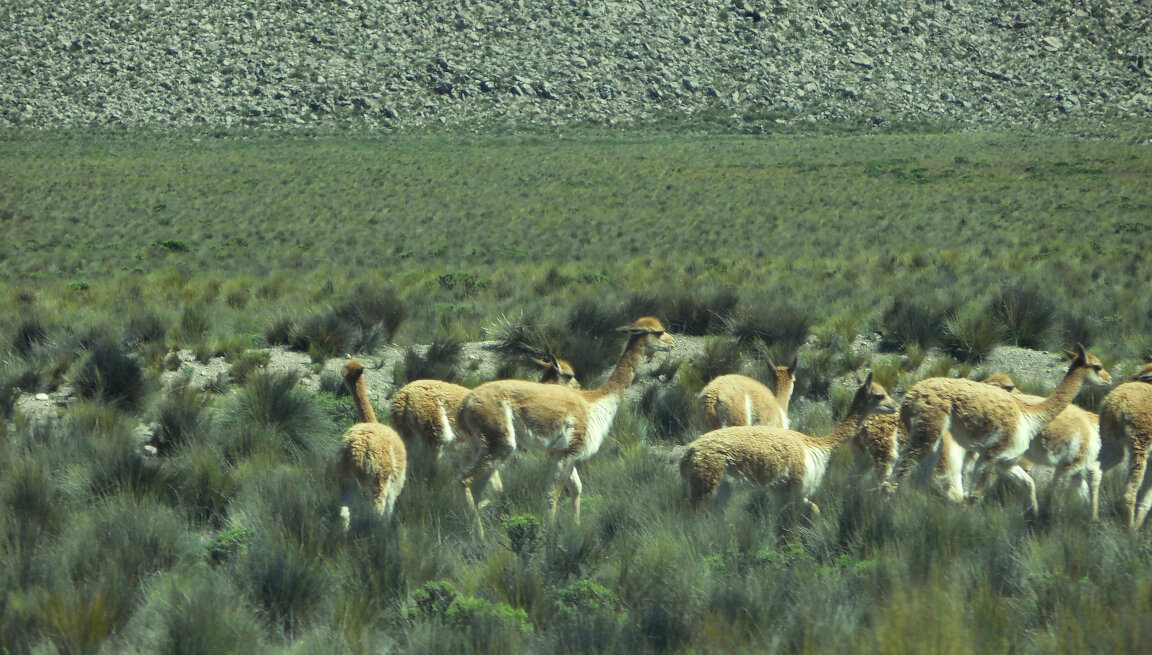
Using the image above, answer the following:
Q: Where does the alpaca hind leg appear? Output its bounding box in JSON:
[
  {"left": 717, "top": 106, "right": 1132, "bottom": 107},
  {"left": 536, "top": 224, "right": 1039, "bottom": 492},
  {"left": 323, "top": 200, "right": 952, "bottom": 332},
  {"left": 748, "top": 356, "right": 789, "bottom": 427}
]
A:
[
  {"left": 1002, "top": 463, "right": 1039, "bottom": 517},
  {"left": 1123, "top": 452, "right": 1149, "bottom": 531},
  {"left": 1133, "top": 461, "right": 1152, "bottom": 530},
  {"left": 546, "top": 457, "right": 578, "bottom": 523},
  {"left": 1087, "top": 466, "right": 1102, "bottom": 522},
  {"left": 564, "top": 467, "right": 583, "bottom": 523},
  {"left": 884, "top": 420, "right": 942, "bottom": 494}
]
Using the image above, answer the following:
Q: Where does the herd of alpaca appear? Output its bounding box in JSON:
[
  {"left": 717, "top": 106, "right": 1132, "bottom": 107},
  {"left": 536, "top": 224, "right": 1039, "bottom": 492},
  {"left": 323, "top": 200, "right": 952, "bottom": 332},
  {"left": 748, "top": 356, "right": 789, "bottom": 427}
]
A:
[{"left": 336, "top": 325, "right": 1152, "bottom": 534}]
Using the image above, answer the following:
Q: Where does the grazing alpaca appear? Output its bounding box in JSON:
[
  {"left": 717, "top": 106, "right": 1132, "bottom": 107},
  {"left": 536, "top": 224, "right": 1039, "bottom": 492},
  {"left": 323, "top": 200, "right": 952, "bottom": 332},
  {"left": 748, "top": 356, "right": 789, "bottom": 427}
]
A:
[
  {"left": 699, "top": 357, "right": 798, "bottom": 430},
  {"left": 337, "top": 359, "right": 406, "bottom": 531},
  {"left": 884, "top": 345, "right": 1111, "bottom": 516},
  {"left": 456, "top": 317, "right": 674, "bottom": 536},
  {"left": 1098, "top": 363, "right": 1152, "bottom": 530},
  {"left": 680, "top": 373, "right": 898, "bottom": 516}
]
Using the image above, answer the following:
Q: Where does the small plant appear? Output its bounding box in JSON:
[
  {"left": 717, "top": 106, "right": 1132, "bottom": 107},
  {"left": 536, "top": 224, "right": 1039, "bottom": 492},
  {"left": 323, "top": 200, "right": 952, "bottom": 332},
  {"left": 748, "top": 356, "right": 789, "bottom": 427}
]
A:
[
  {"left": 504, "top": 513, "right": 543, "bottom": 557},
  {"left": 942, "top": 310, "right": 1004, "bottom": 363},
  {"left": 692, "top": 338, "right": 743, "bottom": 383},
  {"left": 411, "top": 580, "right": 459, "bottom": 620},
  {"left": 222, "top": 371, "right": 327, "bottom": 460},
  {"left": 725, "top": 300, "right": 812, "bottom": 355},
  {"left": 11, "top": 317, "right": 49, "bottom": 357},
  {"left": 228, "top": 350, "right": 271, "bottom": 384}
]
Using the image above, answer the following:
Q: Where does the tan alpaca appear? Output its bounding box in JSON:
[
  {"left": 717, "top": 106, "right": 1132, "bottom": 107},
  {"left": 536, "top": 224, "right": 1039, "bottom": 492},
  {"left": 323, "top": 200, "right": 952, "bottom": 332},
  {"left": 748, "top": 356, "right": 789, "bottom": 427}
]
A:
[
  {"left": 390, "top": 356, "right": 580, "bottom": 494},
  {"left": 699, "top": 357, "right": 798, "bottom": 430},
  {"left": 884, "top": 345, "right": 1111, "bottom": 516},
  {"left": 680, "top": 373, "right": 897, "bottom": 515},
  {"left": 337, "top": 359, "right": 407, "bottom": 531},
  {"left": 856, "top": 373, "right": 1015, "bottom": 500},
  {"left": 456, "top": 317, "right": 675, "bottom": 536},
  {"left": 992, "top": 374, "right": 1103, "bottom": 520},
  {"left": 1098, "top": 363, "right": 1152, "bottom": 530}
]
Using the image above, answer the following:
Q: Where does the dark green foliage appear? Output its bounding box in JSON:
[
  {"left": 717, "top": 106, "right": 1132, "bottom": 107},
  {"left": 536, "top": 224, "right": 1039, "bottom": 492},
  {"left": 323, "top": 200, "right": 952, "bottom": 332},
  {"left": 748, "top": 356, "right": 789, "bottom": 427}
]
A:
[
  {"left": 263, "top": 315, "right": 295, "bottom": 346},
  {"left": 221, "top": 371, "right": 328, "bottom": 460},
  {"left": 878, "top": 298, "right": 951, "bottom": 351},
  {"left": 152, "top": 381, "right": 210, "bottom": 454},
  {"left": 290, "top": 287, "right": 404, "bottom": 361},
  {"left": 11, "top": 317, "right": 48, "bottom": 357},
  {"left": 234, "top": 532, "right": 328, "bottom": 637},
  {"left": 692, "top": 338, "right": 743, "bottom": 383},
  {"left": 990, "top": 283, "right": 1057, "bottom": 349},
  {"left": 639, "top": 381, "right": 700, "bottom": 444},
  {"left": 942, "top": 311, "right": 1005, "bottom": 363},
  {"left": 397, "top": 338, "right": 463, "bottom": 385},
  {"left": 123, "top": 310, "right": 169, "bottom": 347},
  {"left": 227, "top": 350, "right": 270, "bottom": 384},
  {"left": 725, "top": 300, "right": 812, "bottom": 355},
  {"left": 153, "top": 570, "right": 264, "bottom": 655},
  {"left": 71, "top": 343, "right": 148, "bottom": 411},
  {"left": 504, "top": 513, "right": 543, "bottom": 557}
]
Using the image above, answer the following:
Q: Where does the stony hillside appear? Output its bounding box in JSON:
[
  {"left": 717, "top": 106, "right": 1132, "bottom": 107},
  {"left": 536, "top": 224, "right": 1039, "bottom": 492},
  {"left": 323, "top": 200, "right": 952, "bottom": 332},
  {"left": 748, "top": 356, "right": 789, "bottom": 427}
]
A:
[{"left": 3, "top": 0, "right": 1149, "bottom": 132}]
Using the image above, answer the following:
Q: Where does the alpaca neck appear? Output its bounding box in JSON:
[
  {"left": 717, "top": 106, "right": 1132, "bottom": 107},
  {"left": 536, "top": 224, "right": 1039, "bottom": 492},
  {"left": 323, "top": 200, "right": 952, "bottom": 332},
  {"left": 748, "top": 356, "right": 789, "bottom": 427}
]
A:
[
  {"left": 775, "top": 379, "right": 795, "bottom": 415},
  {"left": 348, "top": 377, "right": 377, "bottom": 424},
  {"left": 814, "top": 399, "right": 874, "bottom": 454},
  {"left": 1025, "top": 363, "right": 1089, "bottom": 425},
  {"left": 585, "top": 333, "right": 647, "bottom": 403}
]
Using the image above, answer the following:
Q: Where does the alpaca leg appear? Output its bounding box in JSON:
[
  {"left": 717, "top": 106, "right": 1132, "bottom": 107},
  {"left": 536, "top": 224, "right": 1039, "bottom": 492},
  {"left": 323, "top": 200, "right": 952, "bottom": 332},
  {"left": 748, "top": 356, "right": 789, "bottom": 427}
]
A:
[
  {"left": 1134, "top": 460, "right": 1152, "bottom": 530},
  {"left": 934, "top": 435, "right": 966, "bottom": 503},
  {"left": 1123, "top": 452, "right": 1148, "bottom": 530},
  {"left": 1002, "top": 463, "right": 1039, "bottom": 517},
  {"left": 546, "top": 457, "right": 578, "bottom": 522},
  {"left": 1087, "top": 466, "right": 1102, "bottom": 522},
  {"left": 884, "top": 421, "right": 941, "bottom": 494},
  {"left": 803, "top": 497, "right": 821, "bottom": 517},
  {"left": 340, "top": 482, "right": 358, "bottom": 532},
  {"left": 565, "top": 467, "right": 583, "bottom": 524},
  {"left": 965, "top": 453, "right": 1001, "bottom": 504}
]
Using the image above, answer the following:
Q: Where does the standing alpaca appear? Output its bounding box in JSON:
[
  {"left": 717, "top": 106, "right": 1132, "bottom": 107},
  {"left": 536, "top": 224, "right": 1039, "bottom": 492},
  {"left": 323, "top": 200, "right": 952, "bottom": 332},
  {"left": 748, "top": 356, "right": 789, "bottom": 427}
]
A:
[
  {"left": 1098, "top": 363, "right": 1152, "bottom": 530},
  {"left": 456, "top": 317, "right": 674, "bottom": 536},
  {"left": 884, "top": 345, "right": 1111, "bottom": 516},
  {"left": 680, "top": 373, "right": 898, "bottom": 515},
  {"left": 390, "top": 356, "right": 580, "bottom": 478},
  {"left": 698, "top": 357, "right": 798, "bottom": 430},
  {"left": 337, "top": 359, "right": 406, "bottom": 531},
  {"left": 857, "top": 373, "right": 1014, "bottom": 500}
]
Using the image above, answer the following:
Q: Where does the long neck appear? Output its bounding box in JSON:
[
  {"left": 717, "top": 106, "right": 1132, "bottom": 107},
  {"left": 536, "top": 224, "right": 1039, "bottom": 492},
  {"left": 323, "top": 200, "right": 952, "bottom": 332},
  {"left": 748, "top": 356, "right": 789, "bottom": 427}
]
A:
[
  {"left": 347, "top": 375, "right": 377, "bottom": 424},
  {"left": 775, "top": 377, "right": 795, "bottom": 414},
  {"left": 1023, "top": 362, "right": 1089, "bottom": 424},
  {"left": 814, "top": 398, "right": 874, "bottom": 453},
  {"left": 584, "top": 334, "right": 647, "bottom": 402}
]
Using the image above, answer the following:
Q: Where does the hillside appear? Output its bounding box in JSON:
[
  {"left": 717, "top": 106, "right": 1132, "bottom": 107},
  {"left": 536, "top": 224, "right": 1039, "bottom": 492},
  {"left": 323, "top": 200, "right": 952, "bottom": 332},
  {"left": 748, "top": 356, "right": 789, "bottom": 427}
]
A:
[{"left": 3, "top": 0, "right": 1149, "bottom": 133}]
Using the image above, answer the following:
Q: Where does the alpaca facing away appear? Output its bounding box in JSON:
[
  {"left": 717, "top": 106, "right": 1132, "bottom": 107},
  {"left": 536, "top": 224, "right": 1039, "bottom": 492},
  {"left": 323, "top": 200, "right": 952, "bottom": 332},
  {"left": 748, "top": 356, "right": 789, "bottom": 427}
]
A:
[{"left": 337, "top": 359, "right": 406, "bottom": 531}]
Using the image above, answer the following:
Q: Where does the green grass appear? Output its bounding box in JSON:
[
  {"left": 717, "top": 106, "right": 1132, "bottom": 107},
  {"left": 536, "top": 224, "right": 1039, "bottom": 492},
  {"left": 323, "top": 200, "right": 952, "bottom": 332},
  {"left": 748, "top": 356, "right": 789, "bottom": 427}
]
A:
[{"left": 2, "top": 129, "right": 1152, "bottom": 653}]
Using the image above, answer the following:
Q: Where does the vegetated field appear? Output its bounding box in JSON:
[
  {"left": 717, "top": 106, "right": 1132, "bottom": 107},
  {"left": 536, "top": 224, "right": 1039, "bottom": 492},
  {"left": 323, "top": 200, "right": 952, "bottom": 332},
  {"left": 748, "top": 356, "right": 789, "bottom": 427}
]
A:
[{"left": 1, "top": 129, "right": 1152, "bottom": 653}]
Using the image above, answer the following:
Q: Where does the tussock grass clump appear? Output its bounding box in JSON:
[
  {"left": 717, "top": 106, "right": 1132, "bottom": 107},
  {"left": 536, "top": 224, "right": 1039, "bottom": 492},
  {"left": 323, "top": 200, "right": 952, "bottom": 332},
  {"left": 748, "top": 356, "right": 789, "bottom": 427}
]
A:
[
  {"left": 942, "top": 309, "right": 1005, "bottom": 363},
  {"left": 397, "top": 338, "right": 463, "bottom": 385},
  {"left": 11, "top": 317, "right": 49, "bottom": 358},
  {"left": 692, "top": 338, "right": 743, "bottom": 384},
  {"left": 639, "top": 379, "right": 700, "bottom": 444},
  {"left": 878, "top": 297, "right": 951, "bottom": 352},
  {"left": 725, "top": 300, "right": 812, "bottom": 355},
  {"left": 220, "top": 371, "right": 329, "bottom": 461},
  {"left": 71, "top": 342, "right": 148, "bottom": 412},
  {"left": 151, "top": 380, "right": 211, "bottom": 454},
  {"left": 989, "top": 283, "right": 1057, "bottom": 350}
]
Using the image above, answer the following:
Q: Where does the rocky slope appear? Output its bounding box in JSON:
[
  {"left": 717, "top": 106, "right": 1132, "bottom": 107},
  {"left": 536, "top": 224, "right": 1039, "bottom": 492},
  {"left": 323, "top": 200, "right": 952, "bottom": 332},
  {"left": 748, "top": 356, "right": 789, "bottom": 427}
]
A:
[{"left": 3, "top": 0, "right": 1149, "bottom": 132}]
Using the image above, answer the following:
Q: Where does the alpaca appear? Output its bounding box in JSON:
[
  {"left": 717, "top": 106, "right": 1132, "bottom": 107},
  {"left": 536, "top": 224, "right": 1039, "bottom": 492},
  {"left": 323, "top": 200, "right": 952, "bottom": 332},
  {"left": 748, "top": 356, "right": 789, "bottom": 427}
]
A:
[
  {"left": 680, "top": 373, "right": 897, "bottom": 515},
  {"left": 857, "top": 372, "right": 1015, "bottom": 501},
  {"left": 991, "top": 375, "right": 1104, "bottom": 520},
  {"left": 337, "top": 359, "right": 407, "bottom": 531},
  {"left": 390, "top": 355, "right": 580, "bottom": 478},
  {"left": 698, "top": 357, "right": 798, "bottom": 430},
  {"left": 456, "top": 317, "right": 674, "bottom": 536},
  {"left": 884, "top": 345, "right": 1111, "bottom": 516},
  {"left": 1098, "top": 362, "right": 1152, "bottom": 530}
]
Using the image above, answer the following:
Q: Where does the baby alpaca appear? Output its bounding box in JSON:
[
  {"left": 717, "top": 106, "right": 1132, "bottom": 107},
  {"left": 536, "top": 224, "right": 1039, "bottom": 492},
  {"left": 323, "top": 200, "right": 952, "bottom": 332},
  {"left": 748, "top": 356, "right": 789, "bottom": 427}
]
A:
[
  {"left": 337, "top": 359, "right": 407, "bottom": 531},
  {"left": 681, "top": 373, "right": 898, "bottom": 516},
  {"left": 699, "top": 357, "right": 798, "bottom": 430}
]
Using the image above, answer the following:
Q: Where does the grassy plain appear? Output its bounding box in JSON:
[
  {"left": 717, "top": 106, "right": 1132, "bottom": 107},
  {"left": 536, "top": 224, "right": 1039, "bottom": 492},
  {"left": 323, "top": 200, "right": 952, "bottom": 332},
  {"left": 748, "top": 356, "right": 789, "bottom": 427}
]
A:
[{"left": 2, "top": 129, "right": 1152, "bottom": 653}]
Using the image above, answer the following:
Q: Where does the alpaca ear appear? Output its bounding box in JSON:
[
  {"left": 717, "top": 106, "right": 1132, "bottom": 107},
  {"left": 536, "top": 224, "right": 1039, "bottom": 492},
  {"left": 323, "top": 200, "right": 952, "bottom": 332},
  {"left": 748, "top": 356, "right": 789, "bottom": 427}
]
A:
[
  {"left": 531, "top": 357, "right": 549, "bottom": 368},
  {"left": 616, "top": 324, "right": 648, "bottom": 335},
  {"left": 862, "top": 371, "right": 873, "bottom": 387},
  {"left": 787, "top": 356, "right": 798, "bottom": 375}
]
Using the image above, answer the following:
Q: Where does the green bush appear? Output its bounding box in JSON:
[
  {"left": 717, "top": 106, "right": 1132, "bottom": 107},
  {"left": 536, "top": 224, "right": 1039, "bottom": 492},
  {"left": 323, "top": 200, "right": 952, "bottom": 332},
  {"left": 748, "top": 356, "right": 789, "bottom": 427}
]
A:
[{"left": 71, "top": 342, "right": 148, "bottom": 411}]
